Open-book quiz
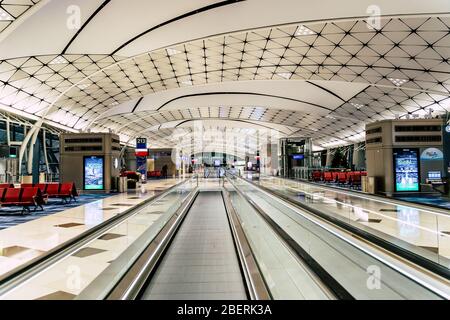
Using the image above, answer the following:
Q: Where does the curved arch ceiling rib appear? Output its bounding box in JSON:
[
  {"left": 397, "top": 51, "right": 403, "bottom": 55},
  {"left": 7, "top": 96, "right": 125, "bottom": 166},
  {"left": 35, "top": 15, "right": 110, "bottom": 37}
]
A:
[{"left": 0, "top": 1, "right": 449, "bottom": 149}]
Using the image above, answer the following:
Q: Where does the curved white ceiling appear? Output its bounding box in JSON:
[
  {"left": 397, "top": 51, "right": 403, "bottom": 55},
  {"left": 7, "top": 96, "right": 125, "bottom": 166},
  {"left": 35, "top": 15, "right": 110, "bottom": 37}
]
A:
[
  {"left": 0, "top": 1, "right": 449, "bottom": 149},
  {"left": 94, "top": 79, "right": 368, "bottom": 121},
  {"left": 1, "top": 0, "right": 449, "bottom": 59}
]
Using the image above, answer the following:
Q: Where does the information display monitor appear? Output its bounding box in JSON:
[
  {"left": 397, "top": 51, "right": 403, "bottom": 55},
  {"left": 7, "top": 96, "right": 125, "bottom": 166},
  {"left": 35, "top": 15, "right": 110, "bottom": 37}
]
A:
[
  {"left": 393, "top": 149, "right": 420, "bottom": 192},
  {"left": 83, "top": 156, "right": 105, "bottom": 190}
]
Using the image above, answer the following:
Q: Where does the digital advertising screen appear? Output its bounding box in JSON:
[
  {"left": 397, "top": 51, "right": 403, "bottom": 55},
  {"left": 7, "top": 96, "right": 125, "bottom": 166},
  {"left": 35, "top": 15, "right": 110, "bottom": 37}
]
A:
[
  {"left": 393, "top": 149, "right": 420, "bottom": 192},
  {"left": 84, "top": 156, "right": 104, "bottom": 190}
]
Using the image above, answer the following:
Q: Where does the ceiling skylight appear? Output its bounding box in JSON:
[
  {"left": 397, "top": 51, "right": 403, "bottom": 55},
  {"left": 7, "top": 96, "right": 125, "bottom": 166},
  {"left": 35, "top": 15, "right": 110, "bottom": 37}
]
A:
[
  {"left": 181, "top": 80, "right": 193, "bottom": 86},
  {"left": 166, "top": 48, "right": 182, "bottom": 56},
  {"left": 49, "top": 56, "right": 69, "bottom": 65},
  {"left": 77, "top": 83, "right": 90, "bottom": 90},
  {"left": 277, "top": 72, "right": 292, "bottom": 79},
  {"left": 295, "top": 25, "right": 315, "bottom": 36},
  {"left": 350, "top": 103, "right": 365, "bottom": 110},
  {"left": 0, "top": 8, "right": 14, "bottom": 21},
  {"left": 388, "top": 78, "right": 408, "bottom": 86}
]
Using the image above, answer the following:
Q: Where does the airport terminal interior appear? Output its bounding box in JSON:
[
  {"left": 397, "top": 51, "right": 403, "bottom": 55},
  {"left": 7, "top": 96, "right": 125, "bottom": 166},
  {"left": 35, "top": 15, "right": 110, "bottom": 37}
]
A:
[{"left": 0, "top": 0, "right": 449, "bottom": 301}]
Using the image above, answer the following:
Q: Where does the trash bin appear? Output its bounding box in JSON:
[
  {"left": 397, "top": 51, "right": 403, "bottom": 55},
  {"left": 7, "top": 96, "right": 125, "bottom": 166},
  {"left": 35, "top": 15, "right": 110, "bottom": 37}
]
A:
[{"left": 118, "top": 176, "right": 128, "bottom": 193}]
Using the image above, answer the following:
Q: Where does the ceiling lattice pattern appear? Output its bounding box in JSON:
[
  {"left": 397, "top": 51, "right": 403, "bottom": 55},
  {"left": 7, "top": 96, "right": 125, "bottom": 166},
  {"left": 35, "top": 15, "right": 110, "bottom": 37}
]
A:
[
  {"left": 99, "top": 105, "right": 363, "bottom": 146},
  {"left": 0, "top": 0, "right": 41, "bottom": 33},
  {"left": 0, "top": 15, "right": 449, "bottom": 147}
]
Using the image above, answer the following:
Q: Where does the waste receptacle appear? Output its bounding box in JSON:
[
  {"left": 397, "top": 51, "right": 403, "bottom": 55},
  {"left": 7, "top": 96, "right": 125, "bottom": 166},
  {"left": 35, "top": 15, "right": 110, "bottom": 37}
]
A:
[{"left": 119, "top": 176, "right": 128, "bottom": 193}]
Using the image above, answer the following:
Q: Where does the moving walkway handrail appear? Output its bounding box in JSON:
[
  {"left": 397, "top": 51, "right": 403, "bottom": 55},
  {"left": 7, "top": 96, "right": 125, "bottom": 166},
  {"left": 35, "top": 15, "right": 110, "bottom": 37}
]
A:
[
  {"left": 222, "top": 188, "right": 271, "bottom": 300},
  {"left": 227, "top": 173, "right": 450, "bottom": 299},
  {"left": 0, "top": 177, "right": 193, "bottom": 297},
  {"left": 241, "top": 174, "right": 450, "bottom": 280},
  {"left": 105, "top": 188, "right": 200, "bottom": 300},
  {"left": 225, "top": 174, "right": 348, "bottom": 300}
]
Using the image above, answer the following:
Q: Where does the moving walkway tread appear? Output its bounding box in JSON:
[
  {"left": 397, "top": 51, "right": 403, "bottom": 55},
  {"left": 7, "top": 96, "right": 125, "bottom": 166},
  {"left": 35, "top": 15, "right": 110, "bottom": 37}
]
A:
[{"left": 140, "top": 191, "right": 248, "bottom": 300}]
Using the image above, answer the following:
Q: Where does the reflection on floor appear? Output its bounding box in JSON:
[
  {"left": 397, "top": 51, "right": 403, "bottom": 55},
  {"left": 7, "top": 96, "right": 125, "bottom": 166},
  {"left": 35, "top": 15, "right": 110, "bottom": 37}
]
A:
[
  {"left": 0, "top": 194, "right": 112, "bottom": 231},
  {"left": 396, "top": 196, "right": 450, "bottom": 210},
  {"left": 0, "top": 179, "right": 180, "bottom": 279}
]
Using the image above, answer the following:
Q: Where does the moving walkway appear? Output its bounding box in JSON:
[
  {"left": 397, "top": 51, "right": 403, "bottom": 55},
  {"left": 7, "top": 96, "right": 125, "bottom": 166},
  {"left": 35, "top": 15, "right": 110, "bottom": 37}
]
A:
[{"left": 0, "top": 176, "right": 448, "bottom": 300}]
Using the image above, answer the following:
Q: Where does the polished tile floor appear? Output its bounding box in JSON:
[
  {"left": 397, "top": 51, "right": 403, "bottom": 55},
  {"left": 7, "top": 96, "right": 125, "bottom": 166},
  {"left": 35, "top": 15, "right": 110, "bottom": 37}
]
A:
[
  {"left": 0, "top": 179, "right": 180, "bottom": 279},
  {"left": 0, "top": 194, "right": 112, "bottom": 230}
]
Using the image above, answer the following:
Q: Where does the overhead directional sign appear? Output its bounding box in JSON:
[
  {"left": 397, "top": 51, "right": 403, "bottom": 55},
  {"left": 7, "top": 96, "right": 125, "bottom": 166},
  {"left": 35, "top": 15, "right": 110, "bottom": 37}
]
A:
[{"left": 135, "top": 138, "right": 148, "bottom": 157}]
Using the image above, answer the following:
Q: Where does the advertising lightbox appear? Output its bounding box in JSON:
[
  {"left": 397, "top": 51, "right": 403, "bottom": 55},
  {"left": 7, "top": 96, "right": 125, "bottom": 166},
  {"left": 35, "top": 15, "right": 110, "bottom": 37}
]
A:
[
  {"left": 393, "top": 149, "right": 420, "bottom": 192},
  {"left": 84, "top": 156, "right": 104, "bottom": 190}
]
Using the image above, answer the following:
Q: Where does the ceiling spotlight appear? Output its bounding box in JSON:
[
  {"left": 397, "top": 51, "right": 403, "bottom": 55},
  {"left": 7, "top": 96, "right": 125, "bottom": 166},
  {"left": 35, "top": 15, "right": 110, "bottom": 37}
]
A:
[
  {"left": 110, "top": 101, "right": 119, "bottom": 106},
  {"left": 277, "top": 72, "right": 292, "bottom": 79},
  {"left": 350, "top": 103, "right": 365, "bottom": 110},
  {"left": 326, "top": 115, "right": 336, "bottom": 120},
  {"left": 295, "top": 25, "right": 315, "bottom": 36},
  {"left": 0, "top": 8, "right": 14, "bottom": 21},
  {"left": 49, "top": 56, "right": 69, "bottom": 65},
  {"left": 166, "top": 48, "right": 182, "bottom": 56},
  {"left": 388, "top": 78, "right": 408, "bottom": 86}
]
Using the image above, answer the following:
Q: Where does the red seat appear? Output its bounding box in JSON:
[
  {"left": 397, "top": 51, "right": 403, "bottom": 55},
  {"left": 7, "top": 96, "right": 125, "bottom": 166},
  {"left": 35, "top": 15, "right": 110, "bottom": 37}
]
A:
[
  {"left": 2, "top": 188, "right": 21, "bottom": 205},
  {"left": 312, "top": 171, "right": 322, "bottom": 182},
  {"left": 331, "top": 172, "right": 339, "bottom": 183},
  {"left": 323, "top": 172, "right": 333, "bottom": 182},
  {"left": 20, "top": 187, "right": 42, "bottom": 207},
  {"left": 21, "top": 183, "right": 34, "bottom": 188},
  {"left": 0, "top": 188, "right": 6, "bottom": 202},
  {"left": 0, "top": 183, "right": 14, "bottom": 189},
  {"left": 36, "top": 183, "right": 48, "bottom": 194},
  {"left": 338, "top": 173, "right": 347, "bottom": 184},
  {"left": 47, "top": 182, "right": 77, "bottom": 203},
  {"left": 46, "top": 183, "right": 60, "bottom": 196},
  {"left": 346, "top": 172, "right": 354, "bottom": 183}
]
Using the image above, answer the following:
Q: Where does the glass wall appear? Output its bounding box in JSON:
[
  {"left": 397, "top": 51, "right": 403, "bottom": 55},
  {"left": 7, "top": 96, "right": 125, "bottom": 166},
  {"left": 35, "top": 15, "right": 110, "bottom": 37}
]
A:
[{"left": 0, "top": 117, "right": 61, "bottom": 182}]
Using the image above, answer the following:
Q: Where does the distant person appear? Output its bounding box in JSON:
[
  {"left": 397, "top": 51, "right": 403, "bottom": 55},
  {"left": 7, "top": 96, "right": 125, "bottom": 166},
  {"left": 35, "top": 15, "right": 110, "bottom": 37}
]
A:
[{"left": 161, "top": 165, "right": 168, "bottom": 179}]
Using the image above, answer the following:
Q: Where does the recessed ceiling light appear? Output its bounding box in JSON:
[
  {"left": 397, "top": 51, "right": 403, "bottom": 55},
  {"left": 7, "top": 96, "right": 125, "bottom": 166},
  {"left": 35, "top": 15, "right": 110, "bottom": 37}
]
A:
[
  {"left": 49, "top": 56, "right": 69, "bottom": 65},
  {"left": 110, "top": 101, "right": 119, "bottom": 106},
  {"left": 181, "top": 80, "right": 192, "bottom": 86},
  {"left": 77, "top": 83, "right": 90, "bottom": 90},
  {"left": 0, "top": 8, "right": 14, "bottom": 21},
  {"left": 350, "top": 103, "right": 365, "bottom": 110},
  {"left": 277, "top": 72, "right": 292, "bottom": 79},
  {"left": 295, "top": 25, "right": 315, "bottom": 36},
  {"left": 388, "top": 78, "right": 408, "bottom": 86},
  {"left": 166, "top": 48, "right": 182, "bottom": 56}
]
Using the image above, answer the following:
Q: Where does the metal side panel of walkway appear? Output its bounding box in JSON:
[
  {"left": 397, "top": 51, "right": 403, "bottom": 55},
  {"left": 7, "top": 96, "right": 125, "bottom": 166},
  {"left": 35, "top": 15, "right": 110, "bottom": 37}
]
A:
[{"left": 141, "top": 191, "right": 247, "bottom": 300}]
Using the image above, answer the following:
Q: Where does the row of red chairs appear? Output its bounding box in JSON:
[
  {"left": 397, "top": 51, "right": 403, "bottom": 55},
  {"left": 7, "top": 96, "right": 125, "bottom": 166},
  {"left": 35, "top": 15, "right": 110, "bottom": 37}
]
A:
[
  {"left": 147, "top": 171, "right": 162, "bottom": 178},
  {"left": 312, "top": 171, "right": 367, "bottom": 187},
  {"left": 0, "top": 182, "right": 78, "bottom": 206},
  {"left": 0, "top": 187, "right": 46, "bottom": 214}
]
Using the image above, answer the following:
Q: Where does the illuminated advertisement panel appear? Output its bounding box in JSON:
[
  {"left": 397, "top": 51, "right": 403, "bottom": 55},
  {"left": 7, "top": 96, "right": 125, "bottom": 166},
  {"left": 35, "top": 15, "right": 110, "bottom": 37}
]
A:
[
  {"left": 393, "top": 149, "right": 420, "bottom": 192},
  {"left": 84, "top": 156, "right": 104, "bottom": 190}
]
